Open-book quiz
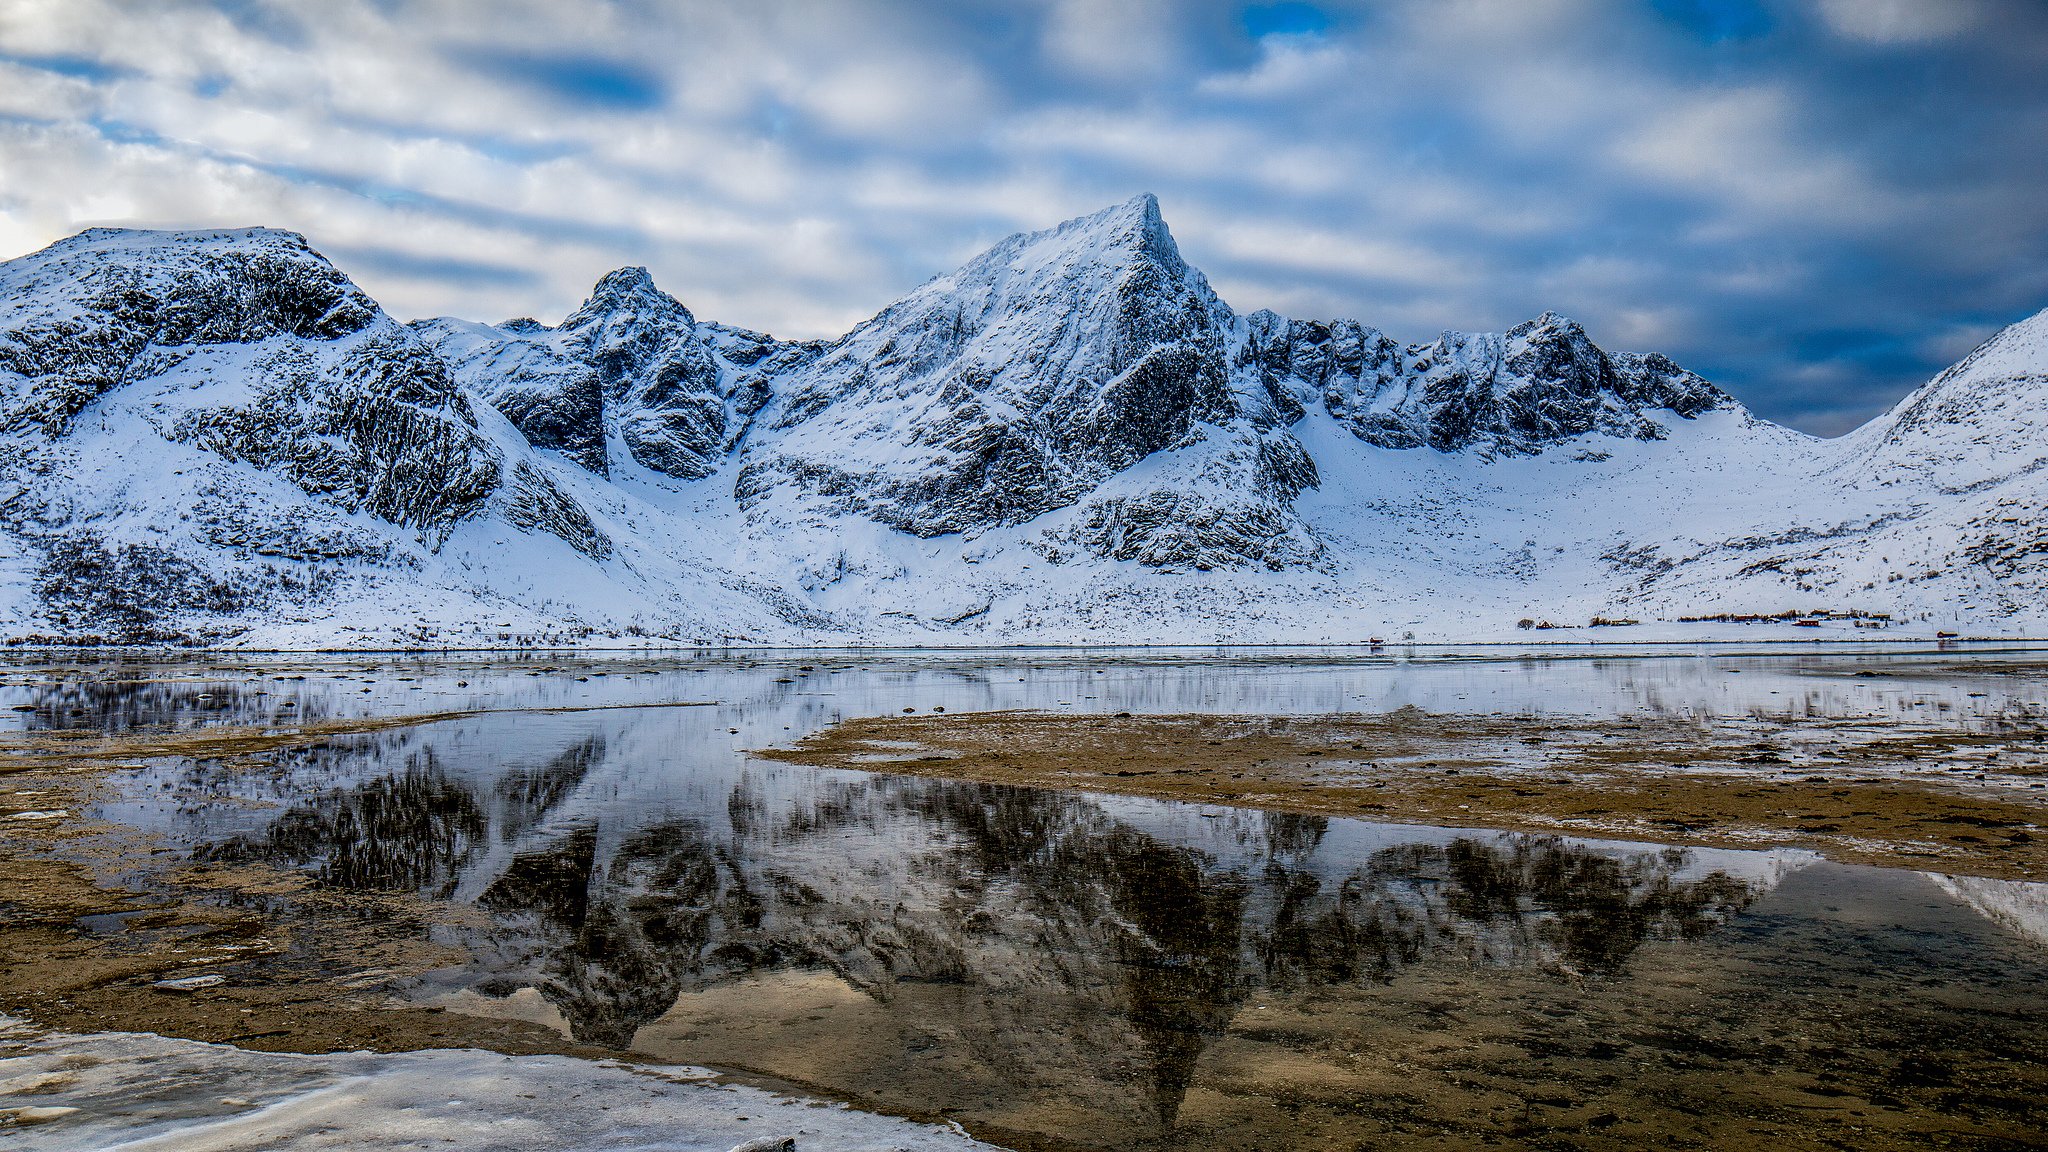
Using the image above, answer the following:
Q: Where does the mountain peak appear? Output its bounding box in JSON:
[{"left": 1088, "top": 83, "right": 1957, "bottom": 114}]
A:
[
  {"left": 565, "top": 266, "right": 692, "bottom": 330},
  {"left": 1859, "top": 304, "right": 2048, "bottom": 478},
  {"left": 744, "top": 187, "right": 1266, "bottom": 554},
  {"left": 1094, "top": 191, "right": 1164, "bottom": 230},
  {"left": 1513, "top": 310, "right": 1583, "bottom": 336},
  {"left": 64, "top": 224, "right": 311, "bottom": 247},
  {"left": 946, "top": 194, "right": 1186, "bottom": 291},
  {"left": 1028, "top": 192, "right": 1178, "bottom": 267}
]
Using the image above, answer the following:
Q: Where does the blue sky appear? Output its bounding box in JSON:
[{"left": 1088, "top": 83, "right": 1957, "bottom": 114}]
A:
[{"left": 1, "top": 0, "right": 2044, "bottom": 434}]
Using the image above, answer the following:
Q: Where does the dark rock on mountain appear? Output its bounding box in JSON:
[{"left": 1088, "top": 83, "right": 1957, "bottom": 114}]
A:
[
  {"left": 419, "top": 269, "right": 813, "bottom": 480},
  {"left": 34, "top": 529, "right": 248, "bottom": 636},
  {"left": 1058, "top": 423, "right": 1322, "bottom": 570},
  {"left": 501, "top": 460, "right": 612, "bottom": 560},
  {"left": 429, "top": 321, "right": 610, "bottom": 474},
  {"left": 739, "top": 194, "right": 1322, "bottom": 569},
  {"left": 1247, "top": 309, "right": 1732, "bottom": 455},
  {"left": 0, "top": 228, "right": 501, "bottom": 544},
  {"left": 562, "top": 267, "right": 728, "bottom": 478},
  {"left": 1243, "top": 311, "right": 1403, "bottom": 431},
  {"left": 170, "top": 331, "right": 502, "bottom": 541},
  {"left": 0, "top": 227, "right": 377, "bottom": 436}
]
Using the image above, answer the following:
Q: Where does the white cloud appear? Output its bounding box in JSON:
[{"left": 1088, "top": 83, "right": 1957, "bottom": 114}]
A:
[
  {"left": 1197, "top": 38, "right": 1352, "bottom": 99},
  {"left": 1814, "top": 0, "right": 1986, "bottom": 44},
  {"left": 1196, "top": 217, "right": 1475, "bottom": 290},
  {"left": 0, "top": 0, "right": 2039, "bottom": 433},
  {"left": 1918, "top": 322, "right": 2000, "bottom": 364},
  {"left": 1608, "top": 86, "right": 1897, "bottom": 229},
  {"left": 1040, "top": 0, "right": 1182, "bottom": 81}
]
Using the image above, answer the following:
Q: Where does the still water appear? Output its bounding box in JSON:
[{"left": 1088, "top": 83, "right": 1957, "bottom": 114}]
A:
[{"left": 17, "top": 646, "right": 2048, "bottom": 1149}]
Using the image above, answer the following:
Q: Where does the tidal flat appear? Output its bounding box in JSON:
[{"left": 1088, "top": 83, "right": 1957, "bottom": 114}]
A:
[{"left": 3, "top": 645, "right": 2047, "bottom": 1150}]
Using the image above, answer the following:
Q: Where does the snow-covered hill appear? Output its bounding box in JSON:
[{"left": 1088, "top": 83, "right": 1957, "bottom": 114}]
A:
[{"left": 0, "top": 198, "right": 2041, "bottom": 647}]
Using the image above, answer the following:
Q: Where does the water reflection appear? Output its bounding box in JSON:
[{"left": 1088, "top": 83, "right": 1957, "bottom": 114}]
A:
[
  {"left": 173, "top": 713, "right": 1777, "bottom": 1130},
  {"left": 10, "top": 643, "right": 2048, "bottom": 738},
  {"left": 10, "top": 675, "right": 335, "bottom": 733},
  {"left": 34, "top": 646, "right": 2042, "bottom": 1148}
]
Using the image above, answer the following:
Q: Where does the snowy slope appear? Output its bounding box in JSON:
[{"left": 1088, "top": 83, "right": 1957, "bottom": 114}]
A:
[
  {"left": 0, "top": 204, "right": 2043, "bottom": 647},
  {"left": 0, "top": 228, "right": 810, "bottom": 647},
  {"left": 733, "top": 194, "right": 1320, "bottom": 574}
]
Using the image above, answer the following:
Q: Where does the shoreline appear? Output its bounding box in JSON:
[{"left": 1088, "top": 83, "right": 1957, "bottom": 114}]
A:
[{"left": 2, "top": 637, "right": 2047, "bottom": 656}]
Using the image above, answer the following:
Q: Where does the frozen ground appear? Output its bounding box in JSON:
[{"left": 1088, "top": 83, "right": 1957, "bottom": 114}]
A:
[{"left": 0, "top": 1018, "right": 995, "bottom": 1152}]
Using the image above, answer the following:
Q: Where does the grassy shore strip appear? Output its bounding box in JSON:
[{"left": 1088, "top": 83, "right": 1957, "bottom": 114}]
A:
[{"left": 755, "top": 710, "right": 2048, "bottom": 881}]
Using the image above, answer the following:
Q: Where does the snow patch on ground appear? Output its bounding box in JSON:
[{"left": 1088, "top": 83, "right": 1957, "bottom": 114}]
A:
[{"left": 0, "top": 1019, "right": 997, "bottom": 1152}]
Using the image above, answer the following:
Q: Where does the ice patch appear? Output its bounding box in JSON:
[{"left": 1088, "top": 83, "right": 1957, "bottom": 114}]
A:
[{"left": 0, "top": 1019, "right": 998, "bottom": 1152}]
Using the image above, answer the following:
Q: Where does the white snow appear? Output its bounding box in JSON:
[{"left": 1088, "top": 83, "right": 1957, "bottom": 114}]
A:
[
  {"left": 1, "top": 211, "right": 2045, "bottom": 648},
  {"left": 0, "top": 1019, "right": 996, "bottom": 1152}
]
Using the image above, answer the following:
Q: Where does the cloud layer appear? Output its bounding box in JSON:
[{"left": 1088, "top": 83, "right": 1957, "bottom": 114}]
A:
[{"left": 2, "top": 0, "right": 2044, "bottom": 434}]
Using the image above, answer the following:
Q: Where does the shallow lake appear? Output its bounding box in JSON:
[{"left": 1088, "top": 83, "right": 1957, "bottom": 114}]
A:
[{"left": 10, "top": 646, "right": 2048, "bottom": 1149}]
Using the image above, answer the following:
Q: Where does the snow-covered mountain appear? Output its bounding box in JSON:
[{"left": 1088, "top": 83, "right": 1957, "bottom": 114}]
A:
[{"left": 0, "top": 197, "right": 2042, "bottom": 646}]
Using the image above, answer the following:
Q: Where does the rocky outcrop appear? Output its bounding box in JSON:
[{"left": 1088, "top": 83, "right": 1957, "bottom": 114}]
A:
[
  {"left": 169, "top": 331, "right": 502, "bottom": 541},
  {"left": 561, "top": 268, "right": 730, "bottom": 478},
  {"left": 418, "top": 270, "right": 814, "bottom": 480},
  {"left": 0, "top": 228, "right": 377, "bottom": 437},
  {"left": 500, "top": 461, "right": 612, "bottom": 560},
  {"left": 738, "top": 194, "right": 1321, "bottom": 568},
  {"left": 0, "top": 228, "right": 501, "bottom": 543},
  {"left": 422, "top": 317, "right": 610, "bottom": 474},
  {"left": 1245, "top": 309, "right": 1732, "bottom": 455}
]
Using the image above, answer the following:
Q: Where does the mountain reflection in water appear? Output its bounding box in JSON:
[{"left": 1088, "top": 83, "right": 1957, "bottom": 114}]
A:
[{"left": 184, "top": 716, "right": 1771, "bottom": 1130}]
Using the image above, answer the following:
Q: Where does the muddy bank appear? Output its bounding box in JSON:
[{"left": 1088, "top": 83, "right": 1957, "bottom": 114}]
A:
[
  {"left": 757, "top": 709, "right": 2048, "bottom": 880},
  {"left": 0, "top": 704, "right": 698, "bottom": 1059},
  {"left": 0, "top": 772, "right": 585, "bottom": 1059}
]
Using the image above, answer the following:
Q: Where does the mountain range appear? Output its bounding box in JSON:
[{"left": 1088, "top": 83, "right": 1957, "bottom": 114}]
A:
[{"left": 0, "top": 194, "right": 2042, "bottom": 647}]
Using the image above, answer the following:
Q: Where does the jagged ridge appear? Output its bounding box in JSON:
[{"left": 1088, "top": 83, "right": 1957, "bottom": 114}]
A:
[{"left": 0, "top": 199, "right": 2042, "bottom": 645}]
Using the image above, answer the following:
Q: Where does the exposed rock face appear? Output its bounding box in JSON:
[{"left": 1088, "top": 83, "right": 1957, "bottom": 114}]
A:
[
  {"left": 0, "top": 228, "right": 377, "bottom": 437},
  {"left": 562, "top": 268, "right": 728, "bottom": 479},
  {"left": 417, "top": 270, "right": 812, "bottom": 480},
  {"left": 422, "top": 317, "right": 610, "bottom": 474},
  {"left": 33, "top": 529, "right": 248, "bottom": 636},
  {"left": 501, "top": 461, "right": 612, "bottom": 561},
  {"left": 1245, "top": 309, "right": 1732, "bottom": 455},
  {"left": 0, "top": 228, "right": 501, "bottom": 542},
  {"left": 13, "top": 199, "right": 2044, "bottom": 643},
  {"left": 1055, "top": 422, "right": 1322, "bottom": 570},
  {"left": 168, "top": 331, "right": 502, "bottom": 540},
  {"left": 738, "top": 194, "right": 1320, "bottom": 567}
]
